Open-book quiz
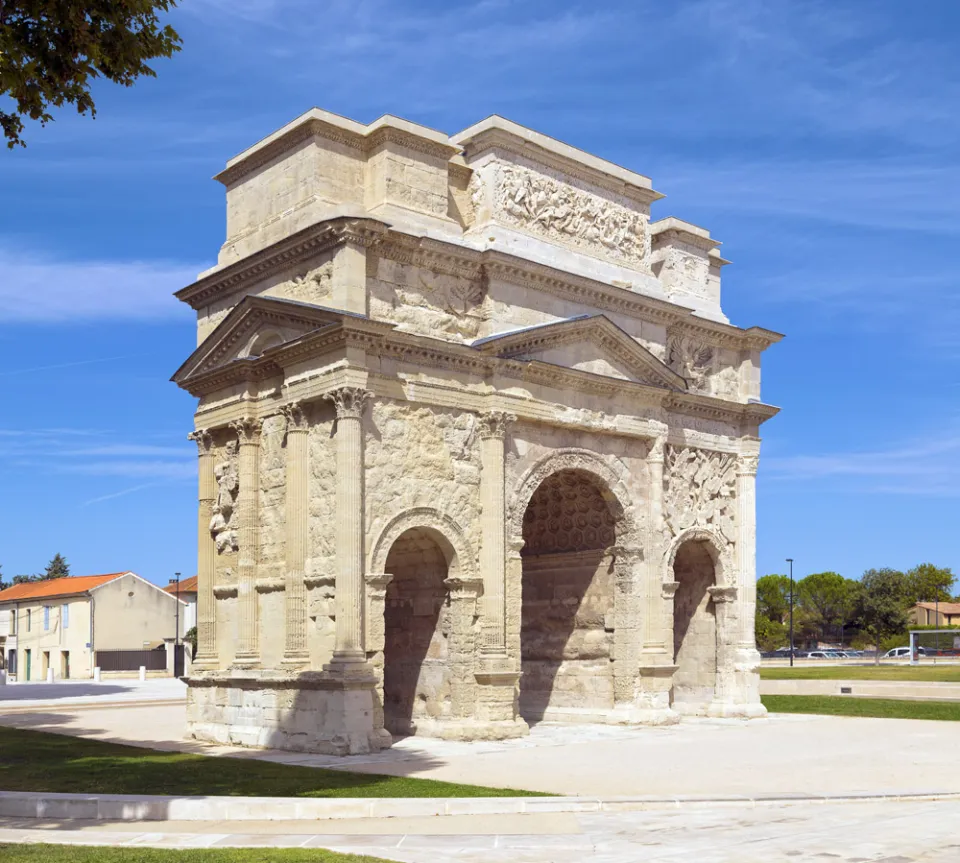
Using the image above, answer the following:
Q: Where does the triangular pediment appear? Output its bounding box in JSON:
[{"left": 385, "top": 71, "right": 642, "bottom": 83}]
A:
[
  {"left": 474, "top": 315, "right": 686, "bottom": 390},
  {"left": 172, "top": 295, "right": 353, "bottom": 384}
]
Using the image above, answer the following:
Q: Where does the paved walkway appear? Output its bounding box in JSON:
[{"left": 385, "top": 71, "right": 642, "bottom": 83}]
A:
[
  {"left": 0, "top": 678, "right": 185, "bottom": 710},
  {"left": 4, "top": 799, "right": 960, "bottom": 861},
  {"left": 0, "top": 697, "right": 957, "bottom": 797}
]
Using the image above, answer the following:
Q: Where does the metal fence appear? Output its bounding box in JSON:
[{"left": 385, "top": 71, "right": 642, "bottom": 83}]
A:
[{"left": 94, "top": 648, "right": 167, "bottom": 672}]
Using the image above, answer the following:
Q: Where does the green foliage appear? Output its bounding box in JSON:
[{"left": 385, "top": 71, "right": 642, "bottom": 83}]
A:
[
  {"left": 879, "top": 634, "right": 909, "bottom": 654},
  {"left": 856, "top": 568, "right": 909, "bottom": 660},
  {"left": 762, "top": 695, "right": 960, "bottom": 721},
  {"left": 756, "top": 574, "right": 792, "bottom": 622},
  {"left": 755, "top": 613, "right": 786, "bottom": 652},
  {"left": 0, "top": 1, "right": 182, "bottom": 148},
  {"left": 44, "top": 553, "right": 70, "bottom": 579},
  {"left": 0, "top": 726, "right": 542, "bottom": 798},
  {"left": 797, "top": 571, "right": 860, "bottom": 641},
  {"left": 183, "top": 625, "right": 197, "bottom": 660},
  {"left": 905, "top": 562, "right": 955, "bottom": 606}
]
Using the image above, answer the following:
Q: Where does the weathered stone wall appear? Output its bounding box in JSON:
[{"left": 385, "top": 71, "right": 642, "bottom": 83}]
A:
[
  {"left": 672, "top": 540, "right": 717, "bottom": 709},
  {"left": 382, "top": 530, "right": 453, "bottom": 734},
  {"left": 365, "top": 402, "right": 482, "bottom": 559}
]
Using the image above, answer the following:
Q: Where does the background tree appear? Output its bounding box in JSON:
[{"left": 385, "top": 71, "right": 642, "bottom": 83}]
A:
[
  {"left": 756, "top": 574, "right": 793, "bottom": 623},
  {"left": 0, "top": 1, "right": 181, "bottom": 148},
  {"left": 0, "top": 564, "right": 7, "bottom": 591},
  {"left": 755, "top": 614, "right": 787, "bottom": 652},
  {"left": 857, "top": 568, "right": 909, "bottom": 664},
  {"left": 44, "top": 554, "right": 70, "bottom": 580},
  {"left": 904, "top": 563, "right": 955, "bottom": 607},
  {"left": 797, "top": 572, "right": 860, "bottom": 644}
]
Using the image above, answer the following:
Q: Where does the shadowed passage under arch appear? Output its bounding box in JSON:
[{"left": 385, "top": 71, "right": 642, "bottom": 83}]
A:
[
  {"left": 519, "top": 468, "right": 620, "bottom": 723},
  {"left": 672, "top": 538, "right": 718, "bottom": 711},
  {"left": 382, "top": 527, "right": 455, "bottom": 736}
]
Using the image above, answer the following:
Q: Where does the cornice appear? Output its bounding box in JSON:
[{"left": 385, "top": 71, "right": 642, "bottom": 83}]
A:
[
  {"left": 379, "top": 232, "right": 484, "bottom": 281},
  {"left": 664, "top": 392, "right": 780, "bottom": 426},
  {"left": 175, "top": 217, "right": 389, "bottom": 310},
  {"left": 457, "top": 127, "right": 662, "bottom": 207},
  {"left": 365, "top": 125, "right": 460, "bottom": 161}
]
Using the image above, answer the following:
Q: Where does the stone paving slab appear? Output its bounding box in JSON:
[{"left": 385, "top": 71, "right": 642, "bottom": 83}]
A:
[{"left": 5, "top": 799, "right": 960, "bottom": 862}]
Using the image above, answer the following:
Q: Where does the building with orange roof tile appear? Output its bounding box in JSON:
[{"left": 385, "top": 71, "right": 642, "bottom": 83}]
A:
[{"left": 0, "top": 572, "right": 187, "bottom": 682}]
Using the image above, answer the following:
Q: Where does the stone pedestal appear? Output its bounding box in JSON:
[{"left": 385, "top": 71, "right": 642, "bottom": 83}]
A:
[{"left": 186, "top": 671, "right": 389, "bottom": 755}]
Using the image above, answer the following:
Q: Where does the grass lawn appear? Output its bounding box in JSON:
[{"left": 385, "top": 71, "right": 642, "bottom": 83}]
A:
[
  {"left": 0, "top": 847, "right": 392, "bottom": 863},
  {"left": 0, "top": 727, "right": 540, "bottom": 798},
  {"left": 760, "top": 665, "right": 960, "bottom": 682},
  {"left": 762, "top": 695, "right": 960, "bottom": 721}
]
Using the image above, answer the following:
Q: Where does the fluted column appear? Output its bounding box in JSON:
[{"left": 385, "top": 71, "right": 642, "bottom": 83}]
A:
[
  {"left": 282, "top": 402, "right": 310, "bottom": 667},
  {"left": 188, "top": 429, "right": 217, "bottom": 669},
  {"left": 478, "top": 411, "right": 514, "bottom": 657},
  {"left": 642, "top": 437, "right": 669, "bottom": 657},
  {"left": 324, "top": 387, "right": 372, "bottom": 670},
  {"left": 736, "top": 453, "right": 760, "bottom": 651},
  {"left": 231, "top": 416, "right": 262, "bottom": 668}
]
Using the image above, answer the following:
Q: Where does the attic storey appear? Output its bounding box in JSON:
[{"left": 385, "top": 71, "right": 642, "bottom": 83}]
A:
[{"left": 174, "top": 108, "right": 781, "bottom": 755}]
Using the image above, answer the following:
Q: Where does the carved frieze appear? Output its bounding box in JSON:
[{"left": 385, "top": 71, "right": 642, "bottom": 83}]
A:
[
  {"left": 283, "top": 260, "right": 332, "bottom": 304},
  {"left": 495, "top": 165, "right": 650, "bottom": 269},
  {"left": 659, "top": 247, "right": 709, "bottom": 298},
  {"left": 663, "top": 445, "right": 736, "bottom": 544},
  {"left": 667, "top": 334, "right": 714, "bottom": 393},
  {"left": 210, "top": 440, "right": 239, "bottom": 554}
]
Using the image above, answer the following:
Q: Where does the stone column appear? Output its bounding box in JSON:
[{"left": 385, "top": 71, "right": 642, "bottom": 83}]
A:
[
  {"left": 364, "top": 572, "right": 393, "bottom": 742},
  {"left": 477, "top": 411, "right": 514, "bottom": 657},
  {"left": 444, "top": 576, "right": 484, "bottom": 720},
  {"left": 188, "top": 429, "right": 217, "bottom": 669},
  {"left": 282, "top": 402, "right": 310, "bottom": 668},
  {"left": 728, "top": 451, "right": 766, "bottom": 717},
  {"left": 611, "top": 545, "right": 644, "bottom": 708},
  {"left": 324, "top": 387, "right": 373, "bottom": 670},
  {"left": 231, "top": 417, "right": 262, "bottom": 668},
  {"left": 707, "top": 585, "right": 740, "bottom": 716},
  {"left": 635, "top": 437, "right": 678, "bottom": 724}
]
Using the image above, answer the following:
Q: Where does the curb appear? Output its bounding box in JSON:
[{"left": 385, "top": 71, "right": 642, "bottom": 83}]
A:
[{"left": 2, "top": 790, "right": 959, "bottom": 822}]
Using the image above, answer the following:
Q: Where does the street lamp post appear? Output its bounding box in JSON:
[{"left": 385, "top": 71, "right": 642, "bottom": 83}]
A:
[
  {"left": 787, "top": 558, "right": 795, "bottom": 667},
  {"left": 174, "top": 572, "right": 180, "bottom": 648}
]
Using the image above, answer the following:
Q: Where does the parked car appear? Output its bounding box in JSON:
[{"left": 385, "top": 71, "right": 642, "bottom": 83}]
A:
[{"left": 806, "top": 651, "right": 832, "bottom": 659}]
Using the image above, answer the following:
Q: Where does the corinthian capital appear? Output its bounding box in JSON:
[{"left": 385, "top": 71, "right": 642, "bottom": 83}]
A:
[
  {"left": 737, "top": 453, "right": 759, "bottom": 476},
  {"left": 478, "top": 410, "right": 516, "bottom": 440},
  {"left": 281, "top": 400, "right": 310, "bottom": 432},
  {"left": 324, "top": 387, "right": 373, "bottom": 420},
  {"left": 188, "top": 428, "right": 213, "bottom": 456},
  {"left": 230, "top": 416, "right": 262, "bottom": 446}
]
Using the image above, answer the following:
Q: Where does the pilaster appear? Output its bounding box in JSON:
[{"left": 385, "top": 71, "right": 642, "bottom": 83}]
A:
[
  {"left": 478, "top": 410, "right": 514, "bottom": 659},
  {"left": 189, "top": 429, "right": 217, "bottom": 669},
  {"left": 444, "top": 576, "right": 483, "bottom": 719},
  {"left": 231, "top": 416, "right": 262, "bottom": 668},
  {"left": 281, "top": 402, "right": 310, "bottom": 668},
  {"left": 324, "top": 387, "right": 374, "bottom": 675}
]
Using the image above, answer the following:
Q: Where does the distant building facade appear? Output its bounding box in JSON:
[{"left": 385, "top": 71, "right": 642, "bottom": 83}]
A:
[
  {"left": 909, "top": 602, "right": 960, "bottom": 627},
  {"left": 164, "top": 575, "right": 199, "bottom": 634},
  {"left": 0, "top": 572, "right": 186, "bottom": 681}
]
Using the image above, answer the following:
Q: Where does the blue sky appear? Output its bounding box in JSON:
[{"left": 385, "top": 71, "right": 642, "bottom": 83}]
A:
[{"left": 1, "top": 0, "right": 958, "bottom": 587}]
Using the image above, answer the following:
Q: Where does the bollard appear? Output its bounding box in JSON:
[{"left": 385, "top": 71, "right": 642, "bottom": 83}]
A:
[
  {"left": 139, "top": 665, "right": 146, "bottom": 682},
  {"left": 93, "top": 667, "right": 101, "bottom": 683},
  {"left": 46, "top": 668, "right": 54, "bottom": 683}
]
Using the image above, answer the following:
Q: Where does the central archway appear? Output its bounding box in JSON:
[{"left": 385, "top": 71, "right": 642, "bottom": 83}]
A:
[{"left": 518, "top": 468, "right": 621, "bottom": 722}]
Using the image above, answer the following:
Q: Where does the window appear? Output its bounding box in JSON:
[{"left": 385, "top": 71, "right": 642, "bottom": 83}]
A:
[
  {"left": 43, "top": 606, "right": 50, "bottom": 631},
  {"left": 26, "top": 609, "right": 31, "bottom": 632},
  {"left": 62, "top": 604, "right": 69, "bottom": 629}
]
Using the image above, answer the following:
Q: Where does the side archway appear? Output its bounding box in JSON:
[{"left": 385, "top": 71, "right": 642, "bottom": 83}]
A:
[
  {"left": 663, "top": 527, "right": 734, "bottom": 713},
  {"left": 369, "top": 507, "right": 477, "bottom": 580}
]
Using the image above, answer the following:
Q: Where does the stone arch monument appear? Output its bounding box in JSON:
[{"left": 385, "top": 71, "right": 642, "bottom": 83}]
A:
[{"left": 173, "top": 108, "right": 781, "bottom": 754}]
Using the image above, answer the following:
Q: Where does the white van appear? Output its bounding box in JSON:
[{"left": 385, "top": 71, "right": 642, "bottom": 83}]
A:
[{"left": 882, "top": 647, "right": 911, "bottom": 659}]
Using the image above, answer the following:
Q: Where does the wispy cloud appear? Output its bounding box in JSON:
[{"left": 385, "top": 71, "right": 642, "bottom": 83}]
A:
[
  {"left": 764, "top": 433, "right": 960, "bottom": 496},
  {"left": 0, "top": 245, "right": 203, "bottom": 323}
]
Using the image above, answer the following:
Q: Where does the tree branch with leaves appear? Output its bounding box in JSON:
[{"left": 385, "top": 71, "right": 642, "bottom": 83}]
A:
[{"left": 0, "top": 1, "right": 181, "bottom": 148}]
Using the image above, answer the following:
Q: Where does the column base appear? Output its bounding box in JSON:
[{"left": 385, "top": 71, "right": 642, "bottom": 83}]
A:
[
  {"left": 609, "top": 703, "right": 680, "bottom": 726},
  {"left": 474, "top": 667, "right": 522, "bottom": 725},
  {"left": 705, "top": 700, "right": 768, "bottom": 720}
]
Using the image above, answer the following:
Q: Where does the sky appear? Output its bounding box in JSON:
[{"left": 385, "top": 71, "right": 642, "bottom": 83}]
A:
[{"left": 1, "top": 0, "right": 958, "bottom": 587}]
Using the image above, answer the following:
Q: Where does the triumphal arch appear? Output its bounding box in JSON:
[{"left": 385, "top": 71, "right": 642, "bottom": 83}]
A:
[{"left": 173, "top": 109, "right": 781, "bottom": 754}]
